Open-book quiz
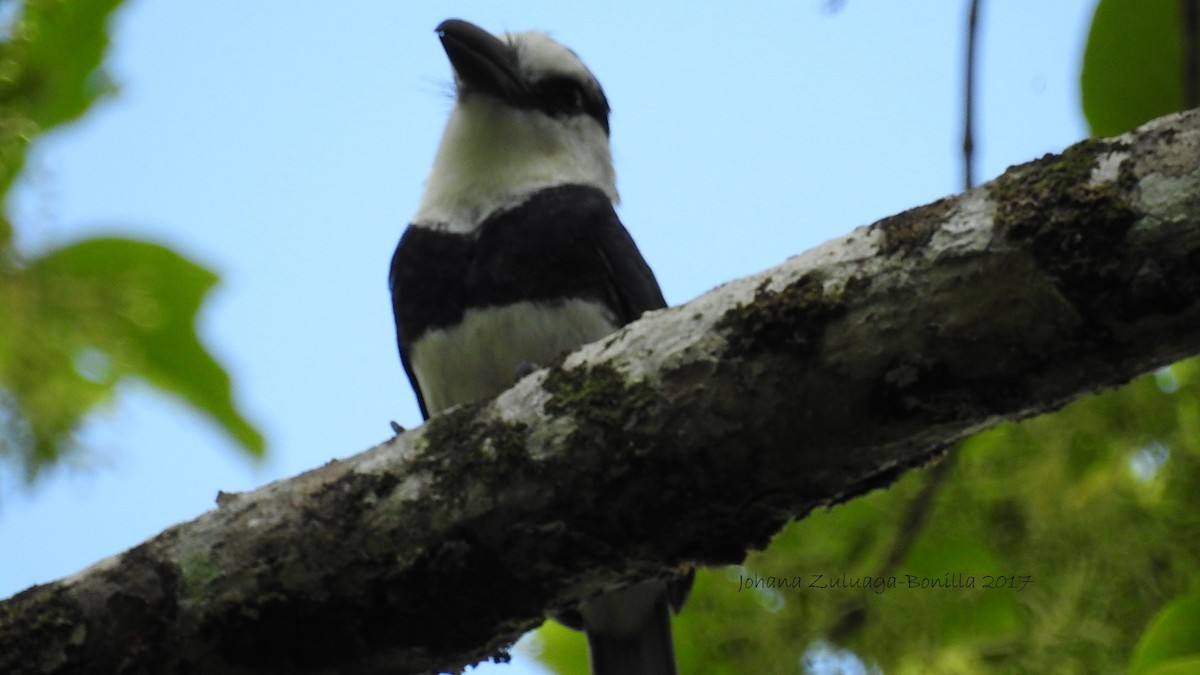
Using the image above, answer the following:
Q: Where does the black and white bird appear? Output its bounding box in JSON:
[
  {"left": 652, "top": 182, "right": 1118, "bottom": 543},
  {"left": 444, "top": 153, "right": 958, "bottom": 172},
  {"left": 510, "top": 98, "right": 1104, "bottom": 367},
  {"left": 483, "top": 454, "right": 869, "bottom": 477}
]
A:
[{"left": 389, "top": 18, "right": 689, "bottom": 675}]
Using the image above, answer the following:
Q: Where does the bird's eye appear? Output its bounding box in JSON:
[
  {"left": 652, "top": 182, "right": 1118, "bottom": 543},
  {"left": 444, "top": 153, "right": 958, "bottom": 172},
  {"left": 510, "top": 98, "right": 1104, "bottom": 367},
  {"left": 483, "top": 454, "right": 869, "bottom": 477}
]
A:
[{"left": 535, "top": 77, "right": 587, "bottom": 114}]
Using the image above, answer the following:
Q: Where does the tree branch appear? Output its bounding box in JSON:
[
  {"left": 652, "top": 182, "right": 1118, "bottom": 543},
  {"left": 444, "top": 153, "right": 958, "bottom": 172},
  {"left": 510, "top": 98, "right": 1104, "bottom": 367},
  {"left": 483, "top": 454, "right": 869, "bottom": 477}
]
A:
[{"left": 3, "top": 108, "right": 1199, "bottom": 675}]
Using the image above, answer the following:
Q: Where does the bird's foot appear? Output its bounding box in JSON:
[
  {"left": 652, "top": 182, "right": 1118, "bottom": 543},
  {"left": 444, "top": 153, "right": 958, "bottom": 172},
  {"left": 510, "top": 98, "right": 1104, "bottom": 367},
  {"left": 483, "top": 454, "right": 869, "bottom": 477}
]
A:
[{"left": 514, "top": 361, "right": 541, "bottom": 379}]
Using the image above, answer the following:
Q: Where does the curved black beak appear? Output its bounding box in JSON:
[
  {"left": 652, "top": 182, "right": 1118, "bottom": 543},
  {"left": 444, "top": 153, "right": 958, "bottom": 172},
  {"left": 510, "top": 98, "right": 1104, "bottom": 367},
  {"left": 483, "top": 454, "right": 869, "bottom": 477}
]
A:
[{"left": 436, "top": 19, "right": 532, "bottom": 105}]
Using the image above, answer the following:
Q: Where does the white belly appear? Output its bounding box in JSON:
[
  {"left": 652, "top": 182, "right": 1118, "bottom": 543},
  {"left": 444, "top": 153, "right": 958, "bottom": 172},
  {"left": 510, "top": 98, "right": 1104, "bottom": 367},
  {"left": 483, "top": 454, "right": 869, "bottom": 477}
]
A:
[{"left": 410, "top": 298, "right": 618, "bottom": 416}]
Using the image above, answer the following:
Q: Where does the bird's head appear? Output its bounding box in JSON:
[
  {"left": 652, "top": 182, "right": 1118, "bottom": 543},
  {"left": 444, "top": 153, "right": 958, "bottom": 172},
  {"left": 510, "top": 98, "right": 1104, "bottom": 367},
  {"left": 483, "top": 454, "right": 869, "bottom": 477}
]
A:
[{"left": 415, "top": 19, "right": 618, "bottom": 232}]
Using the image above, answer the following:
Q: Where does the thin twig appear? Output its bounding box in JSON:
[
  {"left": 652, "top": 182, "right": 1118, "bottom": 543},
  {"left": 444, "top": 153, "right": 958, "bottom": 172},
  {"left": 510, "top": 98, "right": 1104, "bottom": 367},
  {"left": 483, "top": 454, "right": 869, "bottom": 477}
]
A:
[
  {"left": 963, "top": 0, "right": 982, "bottom": 190},
  {"left": 828, "top": 453, "right": 958, "bottom": 642},
  {"left": 1184, "top": 0, "right": 1199, "bottom": 109}
]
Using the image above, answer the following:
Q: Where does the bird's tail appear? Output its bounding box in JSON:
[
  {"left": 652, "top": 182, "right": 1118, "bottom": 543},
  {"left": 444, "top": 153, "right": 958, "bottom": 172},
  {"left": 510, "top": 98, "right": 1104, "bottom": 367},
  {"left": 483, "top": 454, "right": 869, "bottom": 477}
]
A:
[{"left": 583, "top": 582, "right": 679, "bottom": 675}]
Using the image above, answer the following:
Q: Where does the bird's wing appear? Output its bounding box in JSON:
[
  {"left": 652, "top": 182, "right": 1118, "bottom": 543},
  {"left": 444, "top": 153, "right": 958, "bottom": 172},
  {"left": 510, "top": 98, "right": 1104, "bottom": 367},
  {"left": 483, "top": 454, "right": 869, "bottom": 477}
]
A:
[{"left": 389, "top": 239, "right": 431, "bottom": 420}]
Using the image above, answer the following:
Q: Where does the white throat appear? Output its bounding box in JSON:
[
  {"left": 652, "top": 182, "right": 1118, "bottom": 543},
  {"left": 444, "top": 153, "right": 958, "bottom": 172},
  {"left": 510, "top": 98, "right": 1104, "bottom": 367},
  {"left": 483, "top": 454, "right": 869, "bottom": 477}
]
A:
[{"left": 413, "top": 95, "right": 618, "bottom": 234}]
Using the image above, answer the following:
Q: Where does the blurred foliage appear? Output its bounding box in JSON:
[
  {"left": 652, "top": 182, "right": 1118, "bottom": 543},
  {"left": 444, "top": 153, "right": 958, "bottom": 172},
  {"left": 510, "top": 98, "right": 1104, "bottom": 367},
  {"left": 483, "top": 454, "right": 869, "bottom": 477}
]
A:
[
  {"left": 0, "top": 0, "right": 117, "bottom": 204},
  {"left": 1081, "top": 0, "right": 1196, "bottom": 137},
  {"left": 2, "top": 238, "right": 264, "bottom": 473},
  {"left": 534, "top": 1, "right": 1200, "bottom": 673},
  {"left": 1, "top": 0, "right": 263, "bottom": 478}
]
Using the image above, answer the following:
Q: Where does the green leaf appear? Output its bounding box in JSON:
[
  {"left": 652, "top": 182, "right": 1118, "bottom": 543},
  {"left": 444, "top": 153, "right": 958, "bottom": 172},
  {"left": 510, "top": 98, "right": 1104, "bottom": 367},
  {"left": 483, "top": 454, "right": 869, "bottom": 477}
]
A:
[
  {"left": 1, "top": 237, "right": 264, "bottom": 475},
  {"left": 1130, "top": 593, "right": 1200, "bottom": 675},
  {"left": 532, "top": 619, "right": 590, "bottom": 675},
  {"left": 1080, "top": 0, "right": 1192, "bottom": 137},
  {"left": 0, "top": 0, "right": 123, "bottom": 201}
]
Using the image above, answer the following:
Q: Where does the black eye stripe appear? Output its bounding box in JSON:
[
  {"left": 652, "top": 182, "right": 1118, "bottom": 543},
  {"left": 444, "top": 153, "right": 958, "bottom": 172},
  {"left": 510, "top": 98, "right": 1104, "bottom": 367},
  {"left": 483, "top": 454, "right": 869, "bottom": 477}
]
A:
[
  {"left": 531, "top": 76, "right": 611, "bottom": 135},
  {"left": 534, "top": 78, "right": 585, "bottom": 109}
]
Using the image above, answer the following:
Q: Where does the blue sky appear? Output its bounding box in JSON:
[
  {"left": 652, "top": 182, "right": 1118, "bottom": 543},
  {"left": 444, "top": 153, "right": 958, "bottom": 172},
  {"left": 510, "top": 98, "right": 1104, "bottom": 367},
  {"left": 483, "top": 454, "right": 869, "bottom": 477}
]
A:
[{"left": 2, "top": 2, "right": 1096, "bottom": 672}]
